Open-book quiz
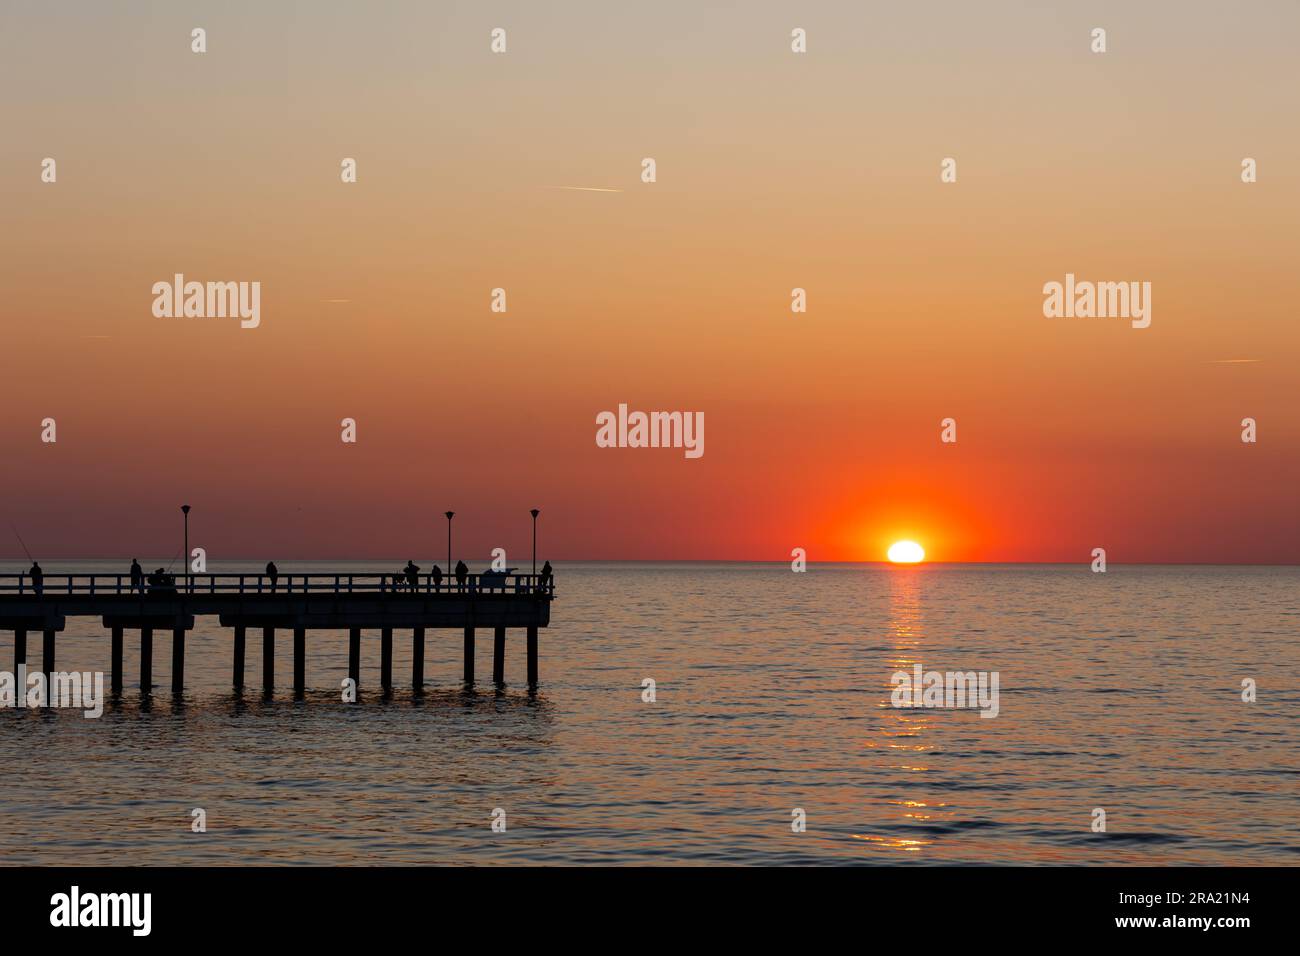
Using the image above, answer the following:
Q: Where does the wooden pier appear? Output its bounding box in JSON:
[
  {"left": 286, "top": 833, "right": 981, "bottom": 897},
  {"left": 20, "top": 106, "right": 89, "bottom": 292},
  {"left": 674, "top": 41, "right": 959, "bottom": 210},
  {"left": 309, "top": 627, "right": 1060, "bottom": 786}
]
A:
[{"left": 0, "top": 571, "right": 554, "bottom": 698}]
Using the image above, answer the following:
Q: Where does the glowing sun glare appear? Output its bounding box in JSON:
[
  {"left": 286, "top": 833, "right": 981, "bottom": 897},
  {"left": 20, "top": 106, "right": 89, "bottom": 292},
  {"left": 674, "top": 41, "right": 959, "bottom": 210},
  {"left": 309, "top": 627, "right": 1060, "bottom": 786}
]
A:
[{"left": 887, "top": 541, "right": 926, "bottom": 564}]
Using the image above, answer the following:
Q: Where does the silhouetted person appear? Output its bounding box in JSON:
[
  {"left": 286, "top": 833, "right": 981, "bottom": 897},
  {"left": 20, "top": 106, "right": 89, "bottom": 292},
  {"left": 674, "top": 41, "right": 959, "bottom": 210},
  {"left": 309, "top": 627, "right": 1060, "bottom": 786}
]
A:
[
  {"left": 431, "top": 564, "right": 443, "bottom": 592},
  {"left": 29, "top": 561, "right": 43, "bottom": 596},
  {"left": 539, "top": 560, "right": 553, "bottom": 592},
  {"left": 404, "top": 560, "right": 420, "bottom": 590},
  {"left": 130, "top": 559, "right": 144, "bottom": 594},
  {"left": 455, "top": 560, "right": 468, "bottom": 592},
  {"left": 266, "top": 561, "right": 278, "bottom": 592}
]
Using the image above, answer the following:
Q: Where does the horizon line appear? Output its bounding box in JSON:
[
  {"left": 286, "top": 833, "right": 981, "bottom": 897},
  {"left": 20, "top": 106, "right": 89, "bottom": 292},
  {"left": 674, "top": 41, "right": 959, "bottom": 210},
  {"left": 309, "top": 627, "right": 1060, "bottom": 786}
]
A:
[{"left": 1, "top": 558, "right": 1297, "bottom": 568}]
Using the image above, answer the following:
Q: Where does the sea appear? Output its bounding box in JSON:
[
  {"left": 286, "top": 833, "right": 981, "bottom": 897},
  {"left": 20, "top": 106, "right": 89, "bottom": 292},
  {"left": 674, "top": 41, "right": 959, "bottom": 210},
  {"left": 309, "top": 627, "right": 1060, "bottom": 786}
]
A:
[{"left": 0, "top": 561, "right": 1295, "bottom": 865}]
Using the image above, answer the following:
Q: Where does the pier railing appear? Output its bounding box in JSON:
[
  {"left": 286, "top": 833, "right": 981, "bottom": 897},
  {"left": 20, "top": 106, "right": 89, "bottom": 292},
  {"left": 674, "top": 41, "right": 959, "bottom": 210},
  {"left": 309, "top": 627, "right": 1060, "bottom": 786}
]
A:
[{"left": 0, "top": 572, "right": 554, "bottom": 597}]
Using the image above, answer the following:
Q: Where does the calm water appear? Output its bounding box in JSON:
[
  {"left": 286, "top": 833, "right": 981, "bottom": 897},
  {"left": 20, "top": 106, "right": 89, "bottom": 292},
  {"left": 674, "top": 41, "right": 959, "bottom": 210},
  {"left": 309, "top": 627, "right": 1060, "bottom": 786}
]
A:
[{"left": 1, "top": 561, "right": 1296, "bottom": 865}]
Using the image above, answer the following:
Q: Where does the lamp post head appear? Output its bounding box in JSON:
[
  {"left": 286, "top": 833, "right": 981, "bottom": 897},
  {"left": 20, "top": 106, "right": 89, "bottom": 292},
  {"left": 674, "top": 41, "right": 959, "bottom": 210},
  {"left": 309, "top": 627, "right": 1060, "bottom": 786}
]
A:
[
  {"left": 181, "top": 505, "right": 191, "bottom": 514},
  {"left": 530, "top": 509, "right": 539, "bottom": 519},
  {"left": 445, "top": 511, "right": 454, "bottom": 520}
]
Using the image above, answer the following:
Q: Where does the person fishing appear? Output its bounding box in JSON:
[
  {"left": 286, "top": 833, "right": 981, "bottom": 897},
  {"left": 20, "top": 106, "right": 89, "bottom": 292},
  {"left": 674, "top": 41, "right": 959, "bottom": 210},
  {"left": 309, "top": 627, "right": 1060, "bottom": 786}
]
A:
[
  {"left": 539, "top": 560, "right": 553, "bottom": 592},
  {"left": 404, "top": 560, "right": 420, "bottom": 591},
  {"left": 454, "top": 559, "right": 468, "bottom": 592},
  {"left": 266, "top": 561, "right": 279, "bottom": 592},
  {"left": 431, "top": 564, "right": 443, "bottom": 592},
  {"left": 130, "top": 558, "right": 144, "bottom": 594},
  {"left": 11, "top": 526, "right": 41, "bottom": 595}
]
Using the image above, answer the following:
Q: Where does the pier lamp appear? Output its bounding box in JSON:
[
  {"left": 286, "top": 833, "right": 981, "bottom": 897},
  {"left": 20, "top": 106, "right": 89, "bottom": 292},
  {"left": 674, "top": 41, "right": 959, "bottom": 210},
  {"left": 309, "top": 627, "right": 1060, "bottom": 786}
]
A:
[
  {"left": 445, "top": 511, "right": 454, "bottom": 577},
  {"left": 181, "top": 505, "right": 191, "bottom": 593},
  {"left": 530, "top": 509, "right": 539, "bottom": 575}
]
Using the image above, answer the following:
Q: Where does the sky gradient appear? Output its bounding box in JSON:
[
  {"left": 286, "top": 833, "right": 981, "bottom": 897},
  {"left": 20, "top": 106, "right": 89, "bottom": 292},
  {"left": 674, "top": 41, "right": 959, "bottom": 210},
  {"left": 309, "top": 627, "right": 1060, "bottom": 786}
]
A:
[{"left": 1, "top": 1, "right": 1297, "bottom": 562}]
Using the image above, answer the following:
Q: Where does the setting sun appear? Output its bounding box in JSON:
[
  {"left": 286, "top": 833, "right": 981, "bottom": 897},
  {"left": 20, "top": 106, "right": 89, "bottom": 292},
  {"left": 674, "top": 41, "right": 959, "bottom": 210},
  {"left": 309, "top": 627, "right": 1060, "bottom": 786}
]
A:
[{"left": 887, "top": 540, "right": 926, "bottom": 563}]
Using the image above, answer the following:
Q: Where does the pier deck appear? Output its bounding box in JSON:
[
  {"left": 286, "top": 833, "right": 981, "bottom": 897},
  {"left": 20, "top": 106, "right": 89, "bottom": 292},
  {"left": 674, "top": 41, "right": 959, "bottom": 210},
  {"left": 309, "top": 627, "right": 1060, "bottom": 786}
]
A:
[{"left": 0, "top": 572, "right": 554, "bottom": 697}]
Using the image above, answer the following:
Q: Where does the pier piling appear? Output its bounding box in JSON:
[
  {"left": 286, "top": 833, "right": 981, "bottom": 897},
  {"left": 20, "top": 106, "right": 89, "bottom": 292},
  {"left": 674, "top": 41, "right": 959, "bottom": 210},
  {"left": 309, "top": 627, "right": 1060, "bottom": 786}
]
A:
[
  {"left": 293, "top": 627, "right": 306, "bottom": 698},
  {"left": 140, "top": 627, "right": 153, "bottom": 694},
  {"left": 13, "top": 628, "right": 25, "bottom": 675},
  {"left": 380, "top": 627, "right": 393, "bottom": 692},
  {"left": 348, "top": 628, "right": 361, "bottom": 687},
  {"left": 412, "top": 627, "right": 424, "bottom": 691},
  {"left": 493, "top": 627, "right": 506, "bottom": 684},
  {"left": 262, "top": 626, "right": 274, "bottom": 694},
  {"left": 111, "top": 626, "right": 123, "bottom": 695},
  {"left": 42, "top": 629, "right": 55, "bottom": 676},
  {"left": 171, "top": 626, "right": 185, "bottom": 695},
  {"left": 233, "top": 625, "right": 245, "bottom": 691},
  {"left": 463, "top": 627, "right": 475, "bottom": 684},
  {"left": 527, "top": 626, "right": 538, "bottom": 687}
]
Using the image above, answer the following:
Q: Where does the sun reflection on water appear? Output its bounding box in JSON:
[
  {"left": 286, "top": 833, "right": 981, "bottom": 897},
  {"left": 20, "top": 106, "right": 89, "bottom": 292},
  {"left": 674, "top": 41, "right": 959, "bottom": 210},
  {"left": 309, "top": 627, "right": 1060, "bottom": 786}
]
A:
[
  {"left": 856, "top": 567, "right": 946, "bottom": 854},
  {"left": 851, "top": 834, "right": 933, "bottom": 852}
]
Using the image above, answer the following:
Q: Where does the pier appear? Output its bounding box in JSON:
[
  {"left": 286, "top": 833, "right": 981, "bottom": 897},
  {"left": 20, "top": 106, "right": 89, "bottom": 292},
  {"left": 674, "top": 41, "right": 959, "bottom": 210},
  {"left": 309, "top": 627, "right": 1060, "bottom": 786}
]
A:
[{"left": 0, "top": 572, "right": 554, "bottom": 698}]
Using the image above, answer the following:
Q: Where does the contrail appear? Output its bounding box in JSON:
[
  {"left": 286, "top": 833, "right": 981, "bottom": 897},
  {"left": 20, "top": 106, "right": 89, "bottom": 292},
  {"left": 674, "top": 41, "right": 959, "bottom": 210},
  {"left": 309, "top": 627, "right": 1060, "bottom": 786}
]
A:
[{"left": 552, "top": 186, "right": 624, "bottom": 193}]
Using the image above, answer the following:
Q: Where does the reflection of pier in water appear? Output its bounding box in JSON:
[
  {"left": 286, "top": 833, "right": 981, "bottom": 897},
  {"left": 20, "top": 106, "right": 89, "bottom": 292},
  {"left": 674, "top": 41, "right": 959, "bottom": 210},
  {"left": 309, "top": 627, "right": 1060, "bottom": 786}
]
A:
[{"left": 0, "top": 572, "right": 554, "bottom": 699}]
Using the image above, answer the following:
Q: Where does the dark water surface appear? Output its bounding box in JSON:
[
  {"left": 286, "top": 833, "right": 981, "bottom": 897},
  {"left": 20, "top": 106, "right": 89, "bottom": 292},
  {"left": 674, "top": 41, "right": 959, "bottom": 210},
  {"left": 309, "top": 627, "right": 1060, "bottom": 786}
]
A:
[{"left": 1, "top": 561, "right": 1296, "bottom": 865}]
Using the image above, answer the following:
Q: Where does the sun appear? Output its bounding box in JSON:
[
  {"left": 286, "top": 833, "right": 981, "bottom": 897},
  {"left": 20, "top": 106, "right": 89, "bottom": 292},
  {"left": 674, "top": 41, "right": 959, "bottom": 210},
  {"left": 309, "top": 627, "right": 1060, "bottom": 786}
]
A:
[{"left": 887, "top": 540, "right": 925, "bottom": 563}]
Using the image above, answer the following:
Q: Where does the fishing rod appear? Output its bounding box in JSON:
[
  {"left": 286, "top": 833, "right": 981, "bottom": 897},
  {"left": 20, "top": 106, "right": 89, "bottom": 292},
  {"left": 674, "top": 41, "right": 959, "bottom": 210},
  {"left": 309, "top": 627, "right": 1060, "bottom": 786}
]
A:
[{"left": 10, "top": 524, "right": 34, "bottom": 562}]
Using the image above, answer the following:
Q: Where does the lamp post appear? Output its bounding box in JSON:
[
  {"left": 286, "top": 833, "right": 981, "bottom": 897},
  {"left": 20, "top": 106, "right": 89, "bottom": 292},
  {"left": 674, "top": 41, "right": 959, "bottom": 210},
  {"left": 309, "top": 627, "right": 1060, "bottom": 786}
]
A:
[
  {"left": 181, "top": 505, "right": 191, "bottom": 593},
  {"left": 530, "top": 509, "right": 539, "bottom": 576},
  {"left": 445, "top": 511, "right": 454, "bottom": 580}
]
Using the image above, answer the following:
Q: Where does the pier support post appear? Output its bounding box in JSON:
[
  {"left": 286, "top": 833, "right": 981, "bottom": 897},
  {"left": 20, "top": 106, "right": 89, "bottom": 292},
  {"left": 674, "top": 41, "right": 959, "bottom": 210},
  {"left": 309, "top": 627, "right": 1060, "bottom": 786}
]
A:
[
  {"left": 412, "top": 628, "right": 424, "bottom": 691},
  {"left": 463, "top": 627, "right": 475, "bottom": 684},
  {"left": 293, "top": 627, "right": 306, "bottom": 698},
  {"left": 262, "top": 626, "right": 274, "bottom": 694},
  {"left": 171, "top": 626, "right": 185, "bottom": 695},
  {"left": 233, "top": 625, "right": 246, "bottom": 691},
  {"left": 42, "top": 629, "right": 55, "bottom": 677},
  {"left": 380, "top": 628, "right": 393, "bottom": 692},
  {"left": 493, "top": 627, "right": 506, "bottom": 684},
  {"left": 140, "top": 627, "right": 153, "bottom": 694},
  {"left": 348, "top": 628, "right": 360, "bottom": 687},
  {"left": 527, "top": 626, "right": 538, "bottom": 687},
  {"left": 110, "top": 626, "right": 123, "bottom": 696},
  {"left": 13, "top": 629, "right": 25, "bottom": 676}
]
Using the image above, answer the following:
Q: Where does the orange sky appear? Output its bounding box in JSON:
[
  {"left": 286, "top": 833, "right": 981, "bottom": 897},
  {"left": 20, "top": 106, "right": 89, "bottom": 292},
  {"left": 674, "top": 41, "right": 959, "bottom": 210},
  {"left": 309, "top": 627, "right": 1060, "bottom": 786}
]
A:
[{"left": 0, "top": 1, "right": 1296, "bottom": 562}]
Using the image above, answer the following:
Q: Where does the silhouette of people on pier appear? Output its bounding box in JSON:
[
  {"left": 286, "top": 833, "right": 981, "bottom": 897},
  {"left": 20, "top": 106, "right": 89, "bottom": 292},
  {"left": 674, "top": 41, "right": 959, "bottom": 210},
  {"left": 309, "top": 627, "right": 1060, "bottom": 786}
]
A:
[
  {"left": 130, "top": 558, "right": 144, "bottom": 594},
  {"left": 455, "top": 560, "right": 468, "bottom": 592},
  {"left": 404, "top": 560, "right": 420, "bottom": 590},
  {"left": 266, "top": 561, "right": 278, "bottom": 592},
  {"left": 431, "top": 564, "right": 443, "bottom": 592},
  {"left": 539, "top": 560, "right": 553, "bottom": 592},
  {"left": 147, "top": 567, "right": 175, "bottom": 593},
  {"left": 28, "top": 561, "right": 43, "bottom": 596}
]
